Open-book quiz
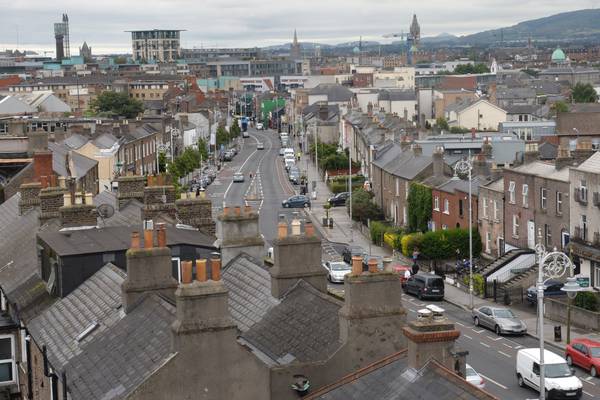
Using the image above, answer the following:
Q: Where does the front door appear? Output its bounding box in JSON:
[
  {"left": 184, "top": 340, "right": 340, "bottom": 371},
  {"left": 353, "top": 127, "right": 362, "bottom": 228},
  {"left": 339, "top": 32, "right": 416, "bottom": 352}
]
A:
[{"left": 527, "top": 221, "right": 536, "bottom": 249}]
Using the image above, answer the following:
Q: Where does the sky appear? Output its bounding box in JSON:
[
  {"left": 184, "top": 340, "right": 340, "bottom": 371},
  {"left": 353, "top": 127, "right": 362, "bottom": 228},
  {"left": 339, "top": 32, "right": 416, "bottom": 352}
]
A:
[{"left": 0, "top": 0, "right": 598, "bottom": 55}]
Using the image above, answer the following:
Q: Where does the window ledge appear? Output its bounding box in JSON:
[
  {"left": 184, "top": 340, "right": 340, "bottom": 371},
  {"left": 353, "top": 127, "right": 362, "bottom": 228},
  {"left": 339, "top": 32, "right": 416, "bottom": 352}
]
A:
[
  {"left": 512, "top": 235, "right": 519, "bottom": 239},
  {"left": 443, "top": 211, "right": 450, "bottom": 215}
]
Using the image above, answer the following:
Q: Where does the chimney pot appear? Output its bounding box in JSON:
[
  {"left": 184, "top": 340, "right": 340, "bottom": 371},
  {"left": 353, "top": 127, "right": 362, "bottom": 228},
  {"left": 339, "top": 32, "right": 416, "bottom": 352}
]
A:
[
  {"left": 196, "top": 259, "right": 207, "bottom": 282},
  {"left": 351, "top": 256, "right": 363, "bottom": 275},
  {"left": 157, "top": 174, "right": 165, "bottom": 186},
  {"left": 49, "top": 175, "right": 57, "bottom": 187},
  {"left": 63, "top": 193, "right": 71, "bottom": 207},
  {"left": 181, "top": 261, "right": 193, "bottom": 284},
  {"left": 223, "top": 206, "right": 230, "bottom": 216},
  {"left": 291, "top": 218, "right": 301, "bottom": 236},
  {"left": 58, "top": 176, "right": 66, "bottom": 188},
  {"left": 143, "top": 229, "right": 154, "bottom": 248},
  {"left": 147, "top": 175, "right": 155, "bottom": 186},
  {"left": 40, "top": 175, "right": 49, "bottom": 189},
  {"left": 210, "top": 258, "right": 221, "bottom": 281},
  {"left": 305, "top": 222, "right": 315, "bottom": 237},
  {"left": 234, "top": 206, "right": 241, "bottom": 216},
  {"left": 131, "top": 231, "right": 140, "bottom": 249},
  {"left": 157, "top": 223, "right": 167, "bottom": 247},
  {"left": 244, "top": 205, "right": 252, "bottom": 214},
  {"left": 277, "top": 221, "right": 288, "bottom": 238},
  {"left": 84, "top": 192, "right": 93, "bottom": 205},
  {"left": 368, "top": 258, "right": 378, "bottom": 273}
]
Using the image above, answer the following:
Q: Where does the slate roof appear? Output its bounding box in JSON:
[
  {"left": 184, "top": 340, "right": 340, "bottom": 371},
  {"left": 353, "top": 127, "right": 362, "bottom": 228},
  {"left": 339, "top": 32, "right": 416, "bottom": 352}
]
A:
[
  {"left": 378, "top": 89, "right": 417, "bottom": 102},
  {"left": 301, "top": 103, "right": 340, "bottom": 122},
  {"left": 92, "top": 133, "right": 119, "bottom": 150},
  {"left": 372, "top": 143, "right": 433, "bottom": 180},
  {"left": 241, "top": 280, "right": 342, "bottom": 365},
  {"left": 496, "top": 87, "right": 536, "bottom": 100},
  {"left": 222, "top": 254, "right": 280, "bottom": 332},
  {"left": 65, "top": 294, "right": 176, "bottom": 400},
  {"left": 539, "top": 141, "right": 558, "bottom": 160},
  {"left": 305, "top": 351, "right": 496, "bottom": 400},
  {"left": 93, "top": 190, "right": 143, "bottom": 227},
  {"left": 575, "top": 151, "right": 600, "bottom": 174},
  {"left": 123, "top": 124, "right": 160, "bottom": 143},
  {"left": 26, "top": 264, "right": 126, "bottom": 369},
  {"left": 63, "top": 133, "right": 89, "bottom": 150},
  {"left": 309, "top": 84, "right": 353, "bottom": 102},
  {"left": 509, "top": 161, "right": 569, "bottom": 182},
  {"left": 48, "top": 141, "right": 98, "bottom": 178},
  {"left": 437, "top": 175, "right": 483, "bottom": 196}
]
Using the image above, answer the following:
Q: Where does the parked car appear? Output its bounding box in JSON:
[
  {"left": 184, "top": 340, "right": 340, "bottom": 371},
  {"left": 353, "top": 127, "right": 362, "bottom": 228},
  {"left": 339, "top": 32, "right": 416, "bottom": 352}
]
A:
[
  {"left": 233, "top": 173, "right": 245, "bottom": 183},
  {"left": 322, "top": 261, "right": 352, "bottom": 283},
  {"left": 242, "top": 131, "right": 250, "bottom": 138},
  {"left": 222, "top": 150, "right": 235, "bottom": 161},
  {"left": 279, "top": 148, "right": 286, "bottom": 156},
  {"left": 284, "top": 158, "right": 295, "bottom": 171},
  {"left": 465, "top": 364, "right": 485, "bottom": 389},
  {"left": 342, "top": 245, "right": 364, "bottom": 264},
  {"left": 256, "top": 122, "right": 264, "bottom": 130},
  {"left": 472, "top": 306, "right": 527, "bottom": 335},
  {"left": 282, "top": 195, "right": 310, "bottom": 208},
  {"left": 289, "top": 167, "right": 300, "bottom": 184},
  {"left": 328, "top": 192, "right": 349, "bottom": 207},
  {"left": 361, "top": 254, "right": 383, "bottom": 271},
  {"left": 566, "top": 338, "right": 600, "bottom": 377},
  {"left": 516, "top": 348, "right": 582, "bottom": 399},
  {"left": 526, "top": 279, "right": 565, "bottom": 305},
  {"left": 403, "top": 273, "right": 445, "bottom": 300},
  {"left": 257, "top": 142, "right": 264, "bottom": 150},
  {"left": 393, "top": 264, "right": 412, "bottom": 286}
]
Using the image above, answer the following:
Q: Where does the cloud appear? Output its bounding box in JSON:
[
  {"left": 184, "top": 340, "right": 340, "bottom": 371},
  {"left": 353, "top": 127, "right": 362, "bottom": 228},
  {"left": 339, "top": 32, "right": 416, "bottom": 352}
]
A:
[{"left": 0, "top": 0, "right": 596, "bottom": 53}]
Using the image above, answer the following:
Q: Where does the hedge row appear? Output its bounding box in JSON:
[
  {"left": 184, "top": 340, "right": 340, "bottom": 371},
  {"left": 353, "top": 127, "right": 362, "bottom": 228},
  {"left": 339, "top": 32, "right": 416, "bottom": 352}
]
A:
[{"left": 400, "top": 228, "right": 482, "bottom": 260}]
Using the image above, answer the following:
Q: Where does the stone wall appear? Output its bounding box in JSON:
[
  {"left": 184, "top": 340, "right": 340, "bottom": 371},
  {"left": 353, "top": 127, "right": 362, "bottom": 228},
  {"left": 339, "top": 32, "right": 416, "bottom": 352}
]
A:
[
  {"left": 18, "top": 182, "right": 42, "bottom": 214},
  {"left": 117, "top": 175, "right": 146, "bottom": 209},
  {"left": 544, "top": 297, "right": 600, "bottom": 331},
  {"left": 40, "top": 187, "right": 67, "bottom": 223},
  {"left": 142, "top": 186, "right": 177, "bottom": 221},
  {"left": 59, "top": 204, "right": 97, "bottom": 227},
  {"left": 175, "top": 197, "right": 216, "bottom": 235}
]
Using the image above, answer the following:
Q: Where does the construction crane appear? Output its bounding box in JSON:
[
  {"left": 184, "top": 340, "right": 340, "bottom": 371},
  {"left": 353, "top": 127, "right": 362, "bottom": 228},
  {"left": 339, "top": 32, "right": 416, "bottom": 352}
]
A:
[
  {"left": 383, "top": 14, "right": 420, "bottom": 65},
  {"left": 383, "top": 31, "right": 405, "bottom": 40}
]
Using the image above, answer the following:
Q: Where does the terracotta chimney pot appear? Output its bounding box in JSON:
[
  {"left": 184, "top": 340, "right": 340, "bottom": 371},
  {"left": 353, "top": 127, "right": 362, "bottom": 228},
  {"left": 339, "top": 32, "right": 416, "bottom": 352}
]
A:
[
  {"left": 49, "top": 175, "right": 57, "bottom": 187},
  {"left": 157, "top": 223, "right": 167, "bottom": 247},
  {"left": 147, "top": 175, "right": 155, "bottom": 186},
  {"left": 196, "top": 259, "right": 207, "bottom": 282},
  {"left": 351, "top": 256, "right": 363, "bottom": 276},
  {"left": 223, "top": 206, "right": 230, "bottom": 216},
  {"left": 131, "top": 231, "right": 140, "bottom": 249},
  {"left": 277, "top": 221, "right": 288, "bottom": 238},
  {"left": 40, "top": 175, "right": 49, "bottom": 189},
  {"left": 211, "top": 258, "right": 221, "bottom": 281},
  {"left": 244, "top": 205, "right": 252, "bottom": 214},
  {"left": 234, "top": 206, "right": 241, "bottom": 216},
  {"left": 305, "top": 222, "right": 315, "bottom": 237},
  {"left": 181, "top": 261, "right": 193, "bottom": 284},
  {"left": 143, "top": 229, "right": 154, "bottom": 248},
  {"left": 368, "top": 258, "right": 378, "bottom": 273},
  {"left": 157, "top": 174, "right": 165, "bottom": 186}
]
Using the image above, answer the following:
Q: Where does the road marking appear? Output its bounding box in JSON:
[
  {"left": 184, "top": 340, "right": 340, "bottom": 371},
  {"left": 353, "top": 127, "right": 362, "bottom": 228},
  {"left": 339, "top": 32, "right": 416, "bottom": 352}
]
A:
[
  {"left": 498, "top": 350, "right": 512, "bottom": 358},
  {"left": 455, "top": 322, "right": 466, "bottom": 327},
  {"left": 514, "top": 345, "right": 522, "bottom": 349},
  {"left": 584, "top": 390, "right": 593, "bottom": 396},
  {"left": 502, "top": 343, "right": 513, "bottom": 349},
  {"left": 489, "top": 336, "right": 503, "bottom": 341},
  {"left": 408, "top": 309, "right": 416, "bottom": 313},
  {"left": 463, "top": 334, "right": 473, "bottom": 340},
  {"left": 472, "top": 329, "right": 485, "bottom": 334},
  {"left": 480, "top": 342, "right": 491, "bottom": 348},
  {"left": 479, "top": 374, "right": 508, "bottom": 390}
]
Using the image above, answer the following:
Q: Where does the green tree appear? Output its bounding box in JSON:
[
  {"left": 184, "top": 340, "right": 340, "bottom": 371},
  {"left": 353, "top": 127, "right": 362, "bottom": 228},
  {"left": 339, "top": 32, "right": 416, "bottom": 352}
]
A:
[
  {"left": 89, "top": 91, "right": 144, "bottom": 118},
  {"left": 572, "top": 83, "right": 599, "bottom": 103},
  {"left": 216, "top": 126, "right": 230, "bottom": 148},
  {"left": 113, "top": 56, "right": 127, "bottom": 64},
  {"left": 551, "top": 101, "right": 569, "bottom": 115},
  {"left": 453, "top": 63, "right": 490, "bottom": 74},
  {"left": 435, "top": 117, "right": 449, "bottom": 131},
  {"left": 158, "top": 152, "right": 167, "bottom": 173},
  {"left": 347, "top": 188, "right": 383, "bottom": 224},
  {"left": 407, "top": 182, "right": 432, "bottom": 233},
  {"left": 230, "top": 119, "right": 241, "bottom": 138},
  {"left": 197, "top": 137, "right": 209, "bottom": 161}
]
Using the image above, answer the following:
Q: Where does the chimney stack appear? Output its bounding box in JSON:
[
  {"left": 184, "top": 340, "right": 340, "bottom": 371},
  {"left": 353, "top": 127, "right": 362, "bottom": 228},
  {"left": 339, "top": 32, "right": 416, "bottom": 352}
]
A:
[
  {"left": 412, "top": 143, "right": 422, "bottom": 157},
  {"left": 217, "top": 205, "right": 264, "bottom": 266},
  {"left": 400, "top": 136, "right": 411, "bottom": 151},
  {"left": 270, "top": 220, "right": 326, "bottom": 298},
  {"left": 472, "top": 153, "right": 490, "bottom": 178},
  {"left": 523, "top": 142, "right": 539, "bottom": 164},
  {"left": 175, "top": 196, "right": 216, "bottom": 236},
  {"left": 59, "top": 192, "right": 97, "bottom": 227},
  {"left": 432, "top": 146, "right": 445, "bottom": 178},
  {"left": 555, "top": 145, "right": 574, "bottom": 170},
  {"left": 572, "top": 140, "right": 594, "bottom": 165},
  {"left": 142, "top": 175, "right": 177, "bottom": 221},
  {"left": 403, "top": 305, "right": 466, "bottom": 376},
  {"left": 122, "top": 228, "right": 178, "bottom": 312},
  {"left": 116, "top": 175, "right": 146, "bottom": 210}
]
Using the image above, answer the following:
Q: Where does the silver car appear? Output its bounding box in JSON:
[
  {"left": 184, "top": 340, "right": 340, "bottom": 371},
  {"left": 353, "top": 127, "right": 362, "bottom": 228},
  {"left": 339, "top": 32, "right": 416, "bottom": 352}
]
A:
[
  {"left": 465, "top": 364, "right": 485, "bottom": 389},
  {"left": 322, "top": 261, "right": 351, "bottom": 283},
  {"left": 472, "top": 306, "right": 527, "bottom": 335}
]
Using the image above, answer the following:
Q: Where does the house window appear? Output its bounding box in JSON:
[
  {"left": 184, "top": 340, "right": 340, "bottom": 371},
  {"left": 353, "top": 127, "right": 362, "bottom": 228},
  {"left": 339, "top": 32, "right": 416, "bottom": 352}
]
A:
[
  {"left": 522, "top": 184, "right": 528, "bottom": 207},
  {"left": 512, "top": 214, "right": 519, "bottom": 238},
  {"left": 540, "top": 188, "right": 547, "bottom": 209},
  {"left": 582, "top": 215, "right": 588, "bottom": 241},
  {"left": 459, "top": 199, "right": 464, "bottom": 217},
  {"left": 482, "top": 197, "right": 488, "bottom": 218},
  {"left": 485, "top": 232, "right": 492, "bottom": 254},
  {"left": 431, "top": 221, "right": 436, "bottom": 231},
  {"left": 594, "top": 262, "right": 600, "bottom": 290},
  {"left": 395, "top": 179, "right": 400, "bottom": 196},
  {"left": 493, "top": 200, "right": 499, "bottom": 221},
  {"left": 545, "top": 224, "right": 552, "bottom": 247},
  {"left": 405, "top": 183, "right": 409, "bottom": 199},
  {"left": 556, "top": 192, "right": 563, "bottom": 215},
  {"left": 443, "top": 199, "right": 449, "bottom": 214},
  {"left": 508, "top": 181, "right": 515, "bottom": 204},
  {"left": 434, "top": 196, "right": 440, "bottom": 211},
  {"left": 581, "top": 180, "right": 588, "bottom": 203},
  {"left": 0, "top": 335, "right": 16, "bottom": 384}
]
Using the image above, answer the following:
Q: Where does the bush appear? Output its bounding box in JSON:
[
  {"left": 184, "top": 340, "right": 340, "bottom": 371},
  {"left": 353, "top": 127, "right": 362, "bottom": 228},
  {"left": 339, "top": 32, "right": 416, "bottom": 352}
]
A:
[
  {"left": 369, "top": 221, "right": 400, "bottom": 246},
  {"left": 401, "top": 233, "right": 423, "bottom": 257},
  {"left": 461, "top": 273, "right": 484, "bottom": 295},
  {"left": 328, "top": 181, "right": 348, "bottom": 194},
  {"left": 407, "top": 183, "right": 432, "bottom": 233},
  {"left": 574, "top": 291, "right": 599, "bottom": 312},
  {"left": 419, "top": 228, "right": 482, "bottom": 260},
  {"left": 450, "top": 126, "right": 470, "bottom": 134}
]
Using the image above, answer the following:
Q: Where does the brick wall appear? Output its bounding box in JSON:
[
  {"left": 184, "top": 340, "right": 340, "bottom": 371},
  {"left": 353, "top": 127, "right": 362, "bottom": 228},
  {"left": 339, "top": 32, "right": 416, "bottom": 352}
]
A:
[
  {"left": 60, "top": 204, "right": 97, "bottom": 227},
  {"left": 33, "top": 151, "right": 53, "bottom": 180},
  {"left": 142, "top": 185, "right": 177, "bottom": 221},
  {"left": 117, "top": 175, "right": 146, "bottom": 209},
  {"left": 18, "top": 182, "right": 42, "bottom": 214},
  {"left": 40, "top": 187, "right": 66, "bottom": 223},
  {"left": 175, "top": 198, "right": 216, "bottom": 235}
]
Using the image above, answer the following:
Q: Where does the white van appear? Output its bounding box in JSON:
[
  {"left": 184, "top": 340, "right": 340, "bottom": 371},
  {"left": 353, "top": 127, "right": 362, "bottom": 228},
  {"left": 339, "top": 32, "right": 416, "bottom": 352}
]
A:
[
  {"left": 284, "top": 148, "right": 295, "bottom": 158},
  {"left": 516, "top": 348, "right": 582, "bottom": 399},
  {"left": 284, "top": 158, "right": 295, "bottom": 171}
]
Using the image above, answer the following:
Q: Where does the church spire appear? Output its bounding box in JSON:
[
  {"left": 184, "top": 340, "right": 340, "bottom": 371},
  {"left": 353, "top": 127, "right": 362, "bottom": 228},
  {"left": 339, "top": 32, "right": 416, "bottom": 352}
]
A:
[{"left": 291, "top": 29, "right": 300, "bottom": 59}]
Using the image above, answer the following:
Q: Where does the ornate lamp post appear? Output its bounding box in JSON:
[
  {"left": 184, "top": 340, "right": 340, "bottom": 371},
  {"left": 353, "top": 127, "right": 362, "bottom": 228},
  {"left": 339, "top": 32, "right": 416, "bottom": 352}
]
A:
[
  {"left": 453, "top": 152, "right": 473, "bottom": 309},
  {"left": 534, "top": 233, "right": 577, "bottom": 400}
]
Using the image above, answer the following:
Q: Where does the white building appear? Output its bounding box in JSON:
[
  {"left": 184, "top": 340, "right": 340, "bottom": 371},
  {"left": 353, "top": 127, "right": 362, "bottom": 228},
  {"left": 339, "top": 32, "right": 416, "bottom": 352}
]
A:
[{"left": 445, "top": 99, "right": 506, "bottom": 131}]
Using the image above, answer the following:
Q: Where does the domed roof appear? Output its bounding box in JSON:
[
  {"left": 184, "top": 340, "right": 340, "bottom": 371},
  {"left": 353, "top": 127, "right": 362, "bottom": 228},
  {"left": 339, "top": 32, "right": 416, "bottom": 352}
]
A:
[
  {"left": 551, "top": 48, "right": 566, "bottom": 63},
  {"left": 352, "top": 46, "right": 360, "bottom": 54}
]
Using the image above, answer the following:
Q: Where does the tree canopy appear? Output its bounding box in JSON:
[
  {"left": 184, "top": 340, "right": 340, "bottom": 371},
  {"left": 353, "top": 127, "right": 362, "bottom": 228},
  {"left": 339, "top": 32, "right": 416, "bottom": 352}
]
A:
[
  {"left": 89, "top": 91, "right": 144, "bottom": 118},
  {"left": 572, "top": 83, "right": 599, "bottom": 103},
  {"left": 453, "top": 63, "right": 490, "bottom": 74}
]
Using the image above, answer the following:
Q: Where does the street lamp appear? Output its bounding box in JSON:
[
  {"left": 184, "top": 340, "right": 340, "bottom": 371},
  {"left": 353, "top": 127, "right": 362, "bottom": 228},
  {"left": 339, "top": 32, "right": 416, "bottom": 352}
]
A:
[
  {"left": 562, "top": 276, "right": 583, "bottom": 344},
  {"left": 452, "top": 151, "right": 473, "bottom": 310},
  {"left": 534, "top": 237, "right": 575, "bottom": 400}
]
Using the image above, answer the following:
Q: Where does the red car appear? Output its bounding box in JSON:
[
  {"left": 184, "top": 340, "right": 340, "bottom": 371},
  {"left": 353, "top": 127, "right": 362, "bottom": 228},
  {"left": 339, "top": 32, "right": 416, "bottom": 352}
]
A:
[
  {"left": 393, "top": 265, "right": 411, "bottom": 286},
  {"left": 566, "top": 338, "right": 600, "bottom": 377}
]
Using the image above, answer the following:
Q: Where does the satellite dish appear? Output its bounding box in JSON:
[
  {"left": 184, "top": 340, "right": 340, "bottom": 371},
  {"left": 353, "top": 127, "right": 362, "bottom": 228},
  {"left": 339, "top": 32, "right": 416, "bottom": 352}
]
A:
[{"left": 97, "top": 204, "right": 115, "bottom": 226}]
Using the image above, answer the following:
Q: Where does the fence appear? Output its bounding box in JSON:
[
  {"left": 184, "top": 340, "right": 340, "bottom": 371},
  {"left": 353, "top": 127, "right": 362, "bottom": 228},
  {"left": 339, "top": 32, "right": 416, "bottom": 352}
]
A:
[{"left": 484, "top": 281, "right": 528, "bottom": 305}]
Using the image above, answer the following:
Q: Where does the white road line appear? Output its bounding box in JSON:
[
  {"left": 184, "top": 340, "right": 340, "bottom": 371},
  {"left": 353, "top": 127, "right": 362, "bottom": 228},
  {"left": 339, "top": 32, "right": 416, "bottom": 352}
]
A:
[
  {"left": 514, "top": 345, "right": 522, "bottom": 349},
  {"left": 498, "top": 350, "right": 512, "bottom": 358},
  {"left": 502, "top": 343, "right": 513, "bottom": 349},
  {"left": 408, "top": 309, "right": 416, "bottom": 313},
  {"left": 480, "top": 342, "right": 491, "bottom": 348},
  {"left": 584, "top": 390, "right": 593, "bottom": 396},
  {"left": 472, "top": 329, "right": 485, "bottom": 334},
  {"left": 455, "top": 322, "right": 466, "bottom": 327},
  {"left": 479, "top": 374, "right": 508, "bottom": 390},
  {"left": 583, "top": 379, "right": 596, "bottom": 386},
  {"left": 491, "top": 337, "right": 503, "bottom": 341},
  {"left": 463, "top": 334, "right": 473, "bottom": 340}
]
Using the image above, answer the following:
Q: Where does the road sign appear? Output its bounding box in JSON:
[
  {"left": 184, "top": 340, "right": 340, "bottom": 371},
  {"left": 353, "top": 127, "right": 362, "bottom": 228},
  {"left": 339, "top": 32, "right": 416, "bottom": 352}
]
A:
[{"left": 576, "top": 276, "right": 590, "bottom": 288}]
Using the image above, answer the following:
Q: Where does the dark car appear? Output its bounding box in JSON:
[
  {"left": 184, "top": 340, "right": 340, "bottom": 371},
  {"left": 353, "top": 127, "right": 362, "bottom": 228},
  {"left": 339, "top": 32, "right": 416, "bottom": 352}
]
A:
[
  {"left": 403, "top": 273, "right": 445, "bottom": 300},
  {"left": 526, "top": 279, "right": 565, "bottom": 305},
  {"left": 328, "top": 192, "right": 349, "bottom": 207},
  {"left": 282, "top": 195, "right": 311, "bottom": 208},
  {"left": 342, "top": 245, "right": 364, "bottom": 264}
]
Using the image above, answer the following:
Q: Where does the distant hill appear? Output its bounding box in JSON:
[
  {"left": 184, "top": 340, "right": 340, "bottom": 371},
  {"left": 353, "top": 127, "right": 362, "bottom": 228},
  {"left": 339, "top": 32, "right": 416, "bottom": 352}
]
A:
[{"left": 460, "top": 9, "right": 600, "bottom": 44}]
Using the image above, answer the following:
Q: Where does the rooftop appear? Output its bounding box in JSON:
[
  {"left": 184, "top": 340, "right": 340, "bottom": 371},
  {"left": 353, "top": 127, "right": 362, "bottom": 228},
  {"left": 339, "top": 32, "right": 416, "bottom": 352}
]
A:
[{"left": 508, "top": 160, "right": 569, "bottom": 182}]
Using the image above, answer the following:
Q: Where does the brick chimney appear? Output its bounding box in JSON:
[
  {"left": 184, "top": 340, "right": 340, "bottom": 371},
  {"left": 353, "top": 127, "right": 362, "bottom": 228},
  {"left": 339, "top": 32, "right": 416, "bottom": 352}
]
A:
[
  {"left": 116, "top": 175, "right": 146, "bottom": 210},
  {"left": 572, "top": 140, "right": 594, "bottom": 165},
  {"left": 402, "top": 305, "right": 466, "bottom": 376},
  {"left": 338, "top": 256, "right": 406, "bottom": 369},
  {"left": 432, "top": 146, "right": 445, "bottom": 178},
  {"left": 270, "top": 216, "right": 326, "bottom": 298},
  {"left": 27, "top": 131, "right": 49, "bottom": 155},
  {"left": 18, "top": 182, "right": 42, "bottom": 214},
  {"left": 481, "top": 138, "right": 493, "bottom": 158},
  {"left": 32, "top": 151, "right": 53, "bottom": 180},
  {"left": 39, "top": 176, "right": 67, "bottom": 223},
  {"left": 555, "top": 145, "right": 574, "bottom": 170},
  {"left": 142, "top": 175, "right": 177, "bottom": 221},
  {"left": 472, "top": 153, "right": 490, "bottom": 178},
  {"left": 523, "top": 142, "right": 539, "bottom": 164},
  {"left": 122, "top": 225, "right": 178, "bottom": 313},
  {"left": 412, "top": 143, "right": 422, "bottom": 156},
  {"left": 175, "top": 192, "right": 216, "bottom": 236},
  {"left": 400, "top": 136, "right": 411, "bottom": 151},
  {"left": 59, "top": 192, "right": 97, "bottom": 227},
  {"left": 217, "top": 205, "right": 263, "bottom": 266}
]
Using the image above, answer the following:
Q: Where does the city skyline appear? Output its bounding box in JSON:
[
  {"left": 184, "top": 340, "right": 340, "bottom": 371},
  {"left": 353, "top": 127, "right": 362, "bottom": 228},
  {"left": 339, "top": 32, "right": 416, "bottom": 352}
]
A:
[{"left": 0, "top": 0, "right": 598, "bottom": 55}]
